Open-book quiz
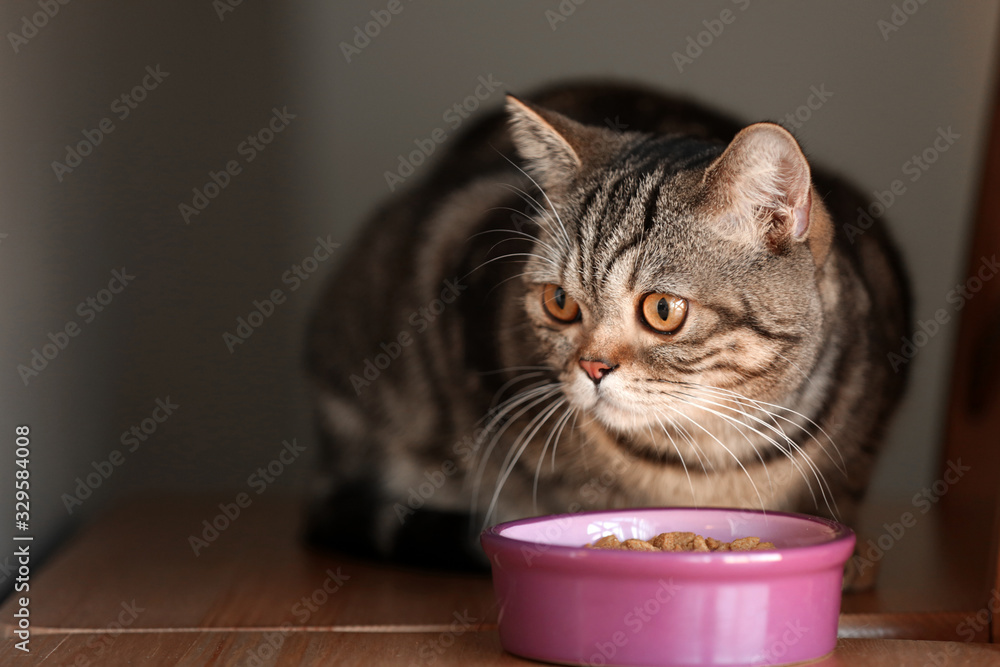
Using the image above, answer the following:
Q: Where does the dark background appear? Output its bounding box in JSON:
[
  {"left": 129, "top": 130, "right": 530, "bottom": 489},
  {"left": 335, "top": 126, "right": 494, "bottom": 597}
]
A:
[{"left": 1, "top": 1, "right": 997, "bottom": 592}]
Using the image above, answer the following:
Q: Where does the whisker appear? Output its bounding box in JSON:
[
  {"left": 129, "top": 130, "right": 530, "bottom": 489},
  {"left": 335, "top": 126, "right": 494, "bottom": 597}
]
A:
[
  {"left": 681, "top": 381, "right": 846, "bottom": 477},
  {"left": 664, "top": 412, "right": 712, "bottom": 474},
  {"left": 532, "top": 404, "right": 575, "bottom": 508},
  {"left": 574, "top": 412, "right": 598, "bottom": 476},
  {"left": 492, "top": 151, "right": 573, "bottom": 247},
  {"left": 475, "top": 382, "right": 558, "bottom": 476},
  {"left": 484, "top": 268, "right": 549, "bottom": 297},
  {"left": 648, "top": 417, "right": 697, "bottom": 504},
  {"left": 491, "top": 186, "right": 564, "bottom": 240},
  {"left": 555, "top": 408, "right": 581, "bottom": 473},
  {"left": 478, "top": 235, "right": 559, "bottom": 264},
  {"left": 468, "top": 223, "right": 560, "bottom": 259},
  {"left": 467, "top": 218, "right": 541, "bottom": 243},
  {"left": 495, "top": 182, "right": 554, "bottom": 222},
  {"left": 485, "top": 395, "right": 566, "bottom": 528},
  {"left": 773, "top": 349, "right": 822, "bottom": 392},
  {"left": 488, "top": 245, "right": 559, "bottom": 267},
  {"left": 659, "top": 403, "right": 767, "bottom": 513},
  {"left": 482, "top": 382, "right": 558, "bottom": 437},
  {"left": 487, "top": 372, "right": 551, "bottom": 414},
  {"left": 649, "top": 377, "right": 846, "bottom": 477},
  {"left": 478, "top": 365, "right": 553, "bottom": 377},
  {"left": 692, "top": 380, "right": 845, "bottom": 473},
  {"left": 495, "top": 179, "right": 564, "bottom": 231},
  {"left": 671, "top": 392, "right": 774, "bottom": 496},
  {"left": 460, "top": 251, "right": 559, "bottom": 282},
  {"left": 470, "top": 384, "right": 561, "bottom": 519},
  {"left": 494, "top": 183, "right": 564, "bottom": 246},
  {"left": 494, "top": 395, "right": 564, "bottom": 493},
  {"left": 671, "top": 388, "right": 838, "bottom": 518}
]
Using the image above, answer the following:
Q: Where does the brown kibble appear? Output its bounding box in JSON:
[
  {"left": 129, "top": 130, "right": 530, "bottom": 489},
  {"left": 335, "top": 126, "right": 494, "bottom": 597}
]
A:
[
  {"left": 621, "top": 539, "right": 659, "bottom": 552},
  {"left": 587, "top": 535, "right": 621, "bottom": 550},
  {"left": 648, "top": 533, "right": 669, "bottom": 550},
  {"left": 675, "top": 533, "right": 696, "bottom": 550},
  {"left": 649, "top": 532, "right": 695, "bottom": 551},
  {"left": 586, "top": 531, "right": 774, "bottom": 552},
  {"left": 705, "top": 537, "right": 726, "bottom": 551},
  {"left": 730, "top": 537, "right": 762, "bottom": 552}
]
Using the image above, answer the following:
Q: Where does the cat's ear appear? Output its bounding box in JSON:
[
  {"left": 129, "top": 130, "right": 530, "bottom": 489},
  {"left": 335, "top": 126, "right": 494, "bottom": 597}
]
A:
[
  {"left": 703, "top": 123, "right": 832, "bottom": 263},
  {"left": 505, "top": 95, "right": 611, "bottom": 193}
]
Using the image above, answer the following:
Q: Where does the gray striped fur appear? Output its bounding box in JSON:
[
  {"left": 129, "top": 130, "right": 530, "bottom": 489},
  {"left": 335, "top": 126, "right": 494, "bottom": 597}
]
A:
[{"left": 305, "top": 81, "right": 910, "bottom": 568}]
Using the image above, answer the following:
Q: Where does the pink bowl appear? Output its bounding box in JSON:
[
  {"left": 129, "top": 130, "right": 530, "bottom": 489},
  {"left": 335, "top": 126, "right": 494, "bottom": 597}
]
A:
[{"left": 481, "top": 507, "right": 854, "bottom": 667}]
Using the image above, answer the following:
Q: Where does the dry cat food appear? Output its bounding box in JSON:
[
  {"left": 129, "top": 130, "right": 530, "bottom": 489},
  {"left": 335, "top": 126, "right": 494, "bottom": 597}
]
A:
[{"left": 585, "top": 532, "right": 776, "bottom": 552}]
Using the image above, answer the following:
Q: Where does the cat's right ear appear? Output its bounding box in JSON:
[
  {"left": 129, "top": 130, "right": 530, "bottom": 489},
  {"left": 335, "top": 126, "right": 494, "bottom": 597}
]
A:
[
  {"left": 701, "top": 122, "right": 833, "bottom": 265},
  {"left": 505, "top": 95, "right": 610, "bottom": 193}
]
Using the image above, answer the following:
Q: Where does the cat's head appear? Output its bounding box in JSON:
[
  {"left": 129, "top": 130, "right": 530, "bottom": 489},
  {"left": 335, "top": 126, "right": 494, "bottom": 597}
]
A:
[{"left": 502, "top": 95, "right": 836, "bottom": 464}]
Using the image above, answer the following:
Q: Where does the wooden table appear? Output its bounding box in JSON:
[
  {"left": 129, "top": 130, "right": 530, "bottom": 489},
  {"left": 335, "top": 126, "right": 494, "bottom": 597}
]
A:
[{"left": 1, "top": 496, "right": 998, "bottom": 665}]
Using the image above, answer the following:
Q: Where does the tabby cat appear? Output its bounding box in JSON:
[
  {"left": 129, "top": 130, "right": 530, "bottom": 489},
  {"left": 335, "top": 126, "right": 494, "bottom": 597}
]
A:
[{"left": 305, "top": 81, "right": 910, "bottom": 570}]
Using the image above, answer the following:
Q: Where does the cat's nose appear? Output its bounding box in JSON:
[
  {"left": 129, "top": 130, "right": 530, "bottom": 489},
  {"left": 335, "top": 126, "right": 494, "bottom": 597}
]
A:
[{"left": 579, "top": 358, "right": 617, "bottom": 384}]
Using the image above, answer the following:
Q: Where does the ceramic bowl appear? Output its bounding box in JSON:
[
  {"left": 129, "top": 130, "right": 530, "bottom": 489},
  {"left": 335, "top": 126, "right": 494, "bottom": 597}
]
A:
[{"left": 481, "top": 507, "right": 854, "bottom": 667}]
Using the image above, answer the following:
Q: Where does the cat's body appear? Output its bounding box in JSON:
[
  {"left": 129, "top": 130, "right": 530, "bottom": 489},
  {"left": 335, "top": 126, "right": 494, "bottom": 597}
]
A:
[{"left": 305, "top": 81, "right": 910, "bottom": 570}]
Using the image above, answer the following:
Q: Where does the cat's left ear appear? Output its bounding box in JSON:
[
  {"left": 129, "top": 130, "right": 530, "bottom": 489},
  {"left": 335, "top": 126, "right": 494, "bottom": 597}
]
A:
[
  {"left": 506, "top": 95, "right": 616, "bottom": 194},
  {"left": 702, "top": 123, "right": 833, "bottom": 265}
]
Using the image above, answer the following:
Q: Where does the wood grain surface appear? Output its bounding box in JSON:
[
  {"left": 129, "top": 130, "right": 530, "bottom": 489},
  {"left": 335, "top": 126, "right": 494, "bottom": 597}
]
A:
[
  {"left": 1, "top": 631, "right": 999, "bottom": 666},
  {"left": 0, "top": 495, "right": 996, "bottom": 665}
]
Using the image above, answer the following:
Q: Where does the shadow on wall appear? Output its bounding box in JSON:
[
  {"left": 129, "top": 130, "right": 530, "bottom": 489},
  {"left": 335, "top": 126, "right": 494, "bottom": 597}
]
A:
[{"left": 0, "top": 0, "right": 309, "bottom": 585}]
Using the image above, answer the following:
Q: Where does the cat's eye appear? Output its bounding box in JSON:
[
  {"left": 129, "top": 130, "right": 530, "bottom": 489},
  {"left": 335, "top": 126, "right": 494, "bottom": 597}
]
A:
[
  {"left": 640, "top": 293, "right": 688, "bottom": 334},
  {"left": 542, "top": 284, "right": 580, "bottom": 323}
]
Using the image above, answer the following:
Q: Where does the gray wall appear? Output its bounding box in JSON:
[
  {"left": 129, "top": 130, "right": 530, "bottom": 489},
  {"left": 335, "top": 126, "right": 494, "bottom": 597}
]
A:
[{"left": 2, "top": 1, "right": 997, "bottom": 584}]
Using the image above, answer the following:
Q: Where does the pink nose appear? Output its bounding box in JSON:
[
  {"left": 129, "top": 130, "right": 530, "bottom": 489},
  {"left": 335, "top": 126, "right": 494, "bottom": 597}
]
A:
[{"left": 579, "top": 359, "right": 616, "bottom": 384}]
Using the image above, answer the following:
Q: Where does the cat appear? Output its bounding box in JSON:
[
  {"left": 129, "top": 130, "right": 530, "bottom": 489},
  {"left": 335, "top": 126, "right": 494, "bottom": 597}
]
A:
[{"left": 304, "top": 81, "right": 911, "bottom": 572}]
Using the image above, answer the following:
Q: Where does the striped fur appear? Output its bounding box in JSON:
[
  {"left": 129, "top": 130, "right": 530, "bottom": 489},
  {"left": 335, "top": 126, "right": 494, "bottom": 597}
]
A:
[{"left": 305, "top": 81, "right": 910, "bottom": 569}]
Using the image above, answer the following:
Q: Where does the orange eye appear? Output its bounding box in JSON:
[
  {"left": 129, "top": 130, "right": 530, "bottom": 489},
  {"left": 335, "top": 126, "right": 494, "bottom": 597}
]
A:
[
  {"left": 640, "top": 293, "right": 688, "bottom": 333},
  {"left": 542, "top": 284, "right": 580, "bottom": 323}
]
